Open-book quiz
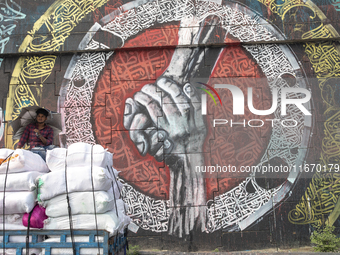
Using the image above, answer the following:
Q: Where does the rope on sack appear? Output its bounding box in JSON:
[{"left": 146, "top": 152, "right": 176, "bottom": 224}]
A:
[
  {"left": 107, "top": 167, "right": 120, "bottom": 217},
  {"left": 107, "top": 166, "right": 120, "bottom": 252},
  {"left": 1, "top": 152, "right": 14, "bottom": 255},
  {"left": 108, "top": 166, "right": 129, "bottom": 251},
  {"left": 25, "top": 209, "right": 33, "bottom": 255},
  {"left": 64, "top": 149, "right": 76, "bottom": 255},
  {"left": 90, "top": 145, "right": 100, "bottom": 255},
  {"left": 108, "top": 166, "right": 127, "bottom": 214}
]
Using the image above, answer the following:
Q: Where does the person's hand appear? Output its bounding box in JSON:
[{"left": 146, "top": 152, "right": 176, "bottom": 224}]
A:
[
  {"left": 34, "top": 129, "right": 40, "bottom": 137},
  {"left": 122, "top": 16, "right": 216, "bottom": 164},
  {"left": 123, "top": 78, "right": 205, "bottom": 163},
  {"left": 122, "top": 16, "right": 224, "bottom": 236}
]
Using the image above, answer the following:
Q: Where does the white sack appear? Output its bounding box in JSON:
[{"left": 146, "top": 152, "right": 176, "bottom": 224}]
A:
[
  {"left": 0, "top": 223, "right": 44, "bottom": 233},
  {"left": 40, "top": 248, "right": 101, "bottom": 255},
  {"left": 106, "top": 167, "right": 123, "bottom": 198},
  {"left": 0, "top": 149, "right": 14, "bottom": 162},
  {"left": 40, "top": 237, "right": 103, "bottom": 255},
  {"left": 43, "top": 191, "right": 116, "bottom": 217},
  {"left": 0, "top": 214, "right": 23, "bottom": 225},
  {"left": 0, "top": 232, "right": 43, "bottom": 242},
  {"left": 0, "top": 172, "right": 42, "bottom": 191},
  {"left": 37, "top": 167, "right": 113, "bottom": 202},
  {"left": 107, "top": 166, "right": 120, "bottom": 179},
  {"left": 107, "top": 179, "right": 123, "bottom": 200},
  {"left": 116, "top": 199, "right": 131, "bottom": 234},
  {"left": 46, "top": 143, "right": 113, "bottom": 171},
  {"left": 0, "top": 223, "right": 27, "bottom": 231},
  {"left": 45, "top": 148, "right": 65, "bottom": 171},
  {"left": 0, "top": 191, "right": 36, "bottom": 214},
  {"left": 0, "top": 149, "right": 49, "bottom": 174},
  {"left": 1, "top": 248, "right": 41, "bottom": 255},
  {"left": 43, "top": 210, "right": 122, "bottom": 236}
]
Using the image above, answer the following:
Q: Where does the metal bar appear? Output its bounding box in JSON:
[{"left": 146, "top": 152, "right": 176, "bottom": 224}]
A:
[
  {"left": 89, "top": 234, "right": 95, "bottom": 243},
  {"left": 45, "top": 246, "right": 51, "bottom": 255},
  {"left": 60, "top": 234, "right": 66, "bottom": 243},
  {"left": 103, "top": 231, "right": 109, "bottom": 255},
  {"left": 15, "top": 247, "right": 21, "bottom": 255},
  {"left": 32, "top": 234, "right": 38, "bottom": 243}
]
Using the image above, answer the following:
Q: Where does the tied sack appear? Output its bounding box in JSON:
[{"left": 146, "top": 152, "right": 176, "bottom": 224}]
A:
[
  {"left": 0, "top": 149, "right": 14, "bottom": 163},
  {"left": 0, "top": 214, "right": 23, "bottom": 225},
  {"left": 0, "top": 149, "right": 49, "bottom": 174},
  {"left": 43, "top": 210, "right": 123, "bottom": 236},
  {"left": 115, "top": 199, "right": 131, "bottom": 234},
  {"left": 22, "top": 205, "right": 48, "bottom": 229},
  {"left": 37, "top": 166, "right": 113, "bottom": 202},
  {"left": 46, "top": 143, "right": 113, "bottom": 171},
  {"left": 0, "top": 191, "right": 36, "bottom": 214},
  {"left": 40, "top": 236, "right": 104, "bottom": 255},
  {"left": 108, "top": 178, "right": 123, "bottom": 200},
  {"left": 0, "top": 172, "right": 42, "bottom": 191},
  {"left": 42, "top": 191, "right": 116, "bottom": 217}
]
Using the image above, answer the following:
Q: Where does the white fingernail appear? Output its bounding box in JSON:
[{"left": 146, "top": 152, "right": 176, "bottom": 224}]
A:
[
  {"left": 183, "top": 83, "right": 194, "bottom": 98},
  {"left": 164, "top": 139, "right": 171, "bottom": 149},
  {"left": 136, "top": 142, "right": 145, "bottom": 155},
  {"left": 124, "top": 103, "right": 132, "bottom": 115},
  {"left": 158, "top": 132, "right": 164, "bottom": 140}
]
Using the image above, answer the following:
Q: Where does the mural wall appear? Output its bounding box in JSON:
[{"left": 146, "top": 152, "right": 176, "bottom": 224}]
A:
[{"left": 1, "top": 0, "right": 340, "bottom": 251}]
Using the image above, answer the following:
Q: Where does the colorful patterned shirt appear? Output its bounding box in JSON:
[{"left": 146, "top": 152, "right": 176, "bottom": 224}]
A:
[{"left": 17, "top": 123, "right": 53, "bottom": 149}]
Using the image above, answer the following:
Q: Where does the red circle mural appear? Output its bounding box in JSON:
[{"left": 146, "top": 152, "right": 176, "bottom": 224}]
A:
[{"left": 92, "top": 24, "right": 272, "bottom": 200}]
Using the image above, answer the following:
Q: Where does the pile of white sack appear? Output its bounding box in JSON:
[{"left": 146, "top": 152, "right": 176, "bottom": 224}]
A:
[
  {"left": 39, "top": 142, "right": 130, "bottom": 237},
  {"left": 0, "top": 148, "right": 48, "bottom": 223},
  {"left": 0, "top": 143, "right": 130, "bottom": 255},
  {"left": 0, "top": 148, "right": 48, "bottom": 254}
]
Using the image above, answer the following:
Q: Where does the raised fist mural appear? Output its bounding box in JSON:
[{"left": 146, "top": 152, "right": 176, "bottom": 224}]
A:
[{"left": 123, "top": 17, "right": 214, "bottom": 235}]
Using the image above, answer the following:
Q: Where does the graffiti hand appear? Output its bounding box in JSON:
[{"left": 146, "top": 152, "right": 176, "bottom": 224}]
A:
[{"left": 124, "top": 77, "right": 205, "bottom": 162}]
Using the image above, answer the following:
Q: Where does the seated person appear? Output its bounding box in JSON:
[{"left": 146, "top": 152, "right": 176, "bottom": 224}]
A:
[{"left": 17, "top": 108, "right": 54, "bottom": 160}]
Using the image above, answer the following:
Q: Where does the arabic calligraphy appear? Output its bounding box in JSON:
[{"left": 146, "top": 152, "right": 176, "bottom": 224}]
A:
[
  {"left": 5, "top": 0, "right": 110, "bottom": 139},
  {"left": 121, "top": 180, "right": 170, "bottom": 232},
  {"left": 255, "top": 0, "right": 340, "bottom": 228},
  {"left": 0, "top": 0, "right": 25, "bottom": 66},
  {"left": 208, "top": 178, "right": 282, "bottom": 232}
]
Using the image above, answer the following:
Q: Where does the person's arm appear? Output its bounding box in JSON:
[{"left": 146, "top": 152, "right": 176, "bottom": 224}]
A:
[
  {"left": 17, "top": 125, "right": 30, "bottom": 148},
  {"left": 34, "top": 127, "right": 53, "bottom": 145},
  {"left": 45, "top": 127, "right": 53, "bottom": 146},
  {"left": 37, "top": 132, "right": 47, "bottom": 145}
]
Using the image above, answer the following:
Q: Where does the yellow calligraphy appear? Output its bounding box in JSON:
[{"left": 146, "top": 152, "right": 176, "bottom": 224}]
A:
[
  {"left": 5, "top": 0, "right": 109, "bottom": 149},
  {"left": 256, "top": 0, "right": 340, "bottom": 227}
]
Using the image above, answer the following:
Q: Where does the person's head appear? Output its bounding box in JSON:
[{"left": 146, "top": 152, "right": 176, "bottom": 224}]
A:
[{"left": 36, "top": 108, "right": 48, "bottom": 124}]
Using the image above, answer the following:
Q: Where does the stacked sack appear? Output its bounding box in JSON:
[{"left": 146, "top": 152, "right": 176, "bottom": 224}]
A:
[
  {"left": 0, "top": 148, "right": 49, "bottom": 255},
  {"left": 39, "top": 143, "right": 130, "bottom": 245},
  {"left": 0, "top": 148, "right": 49, "bottom": 221}
]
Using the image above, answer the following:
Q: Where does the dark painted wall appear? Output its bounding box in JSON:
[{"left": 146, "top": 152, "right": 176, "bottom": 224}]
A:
[{"left": 1, "top": 0, "right": 340, "bottom": 251}]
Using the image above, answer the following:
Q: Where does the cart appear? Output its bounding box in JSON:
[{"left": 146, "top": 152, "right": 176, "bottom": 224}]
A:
[{"left": 0, "top": 229, "right": 127, "bottom": 255}]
